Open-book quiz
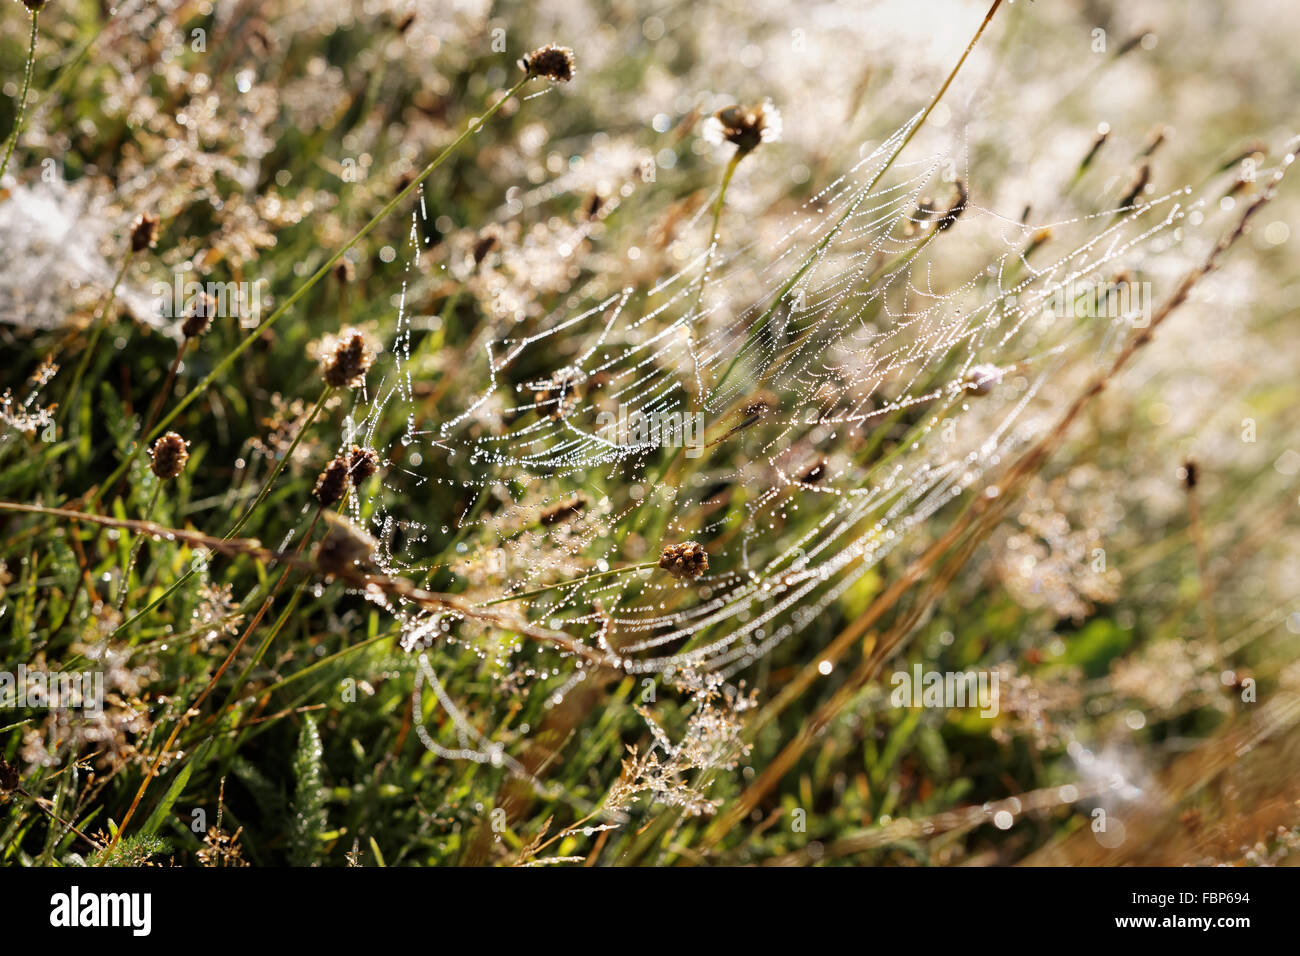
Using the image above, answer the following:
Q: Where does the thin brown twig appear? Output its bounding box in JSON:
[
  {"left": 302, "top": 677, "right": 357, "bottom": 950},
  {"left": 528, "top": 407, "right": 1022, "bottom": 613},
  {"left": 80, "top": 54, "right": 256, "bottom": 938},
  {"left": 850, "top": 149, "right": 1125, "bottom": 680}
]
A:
[
  {"left": 137, "top": 340, "right": 190, "bottom": 460},
  {"left": 11, "top": 785, "right": 105, "bottom": 852}
]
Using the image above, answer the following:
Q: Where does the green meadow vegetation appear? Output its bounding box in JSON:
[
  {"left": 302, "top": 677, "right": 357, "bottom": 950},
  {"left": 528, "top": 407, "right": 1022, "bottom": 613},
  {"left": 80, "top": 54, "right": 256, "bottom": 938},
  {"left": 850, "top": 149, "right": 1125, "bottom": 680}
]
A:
[{"left": 1, "top": 0, "right": 1298, "bottom": 866}]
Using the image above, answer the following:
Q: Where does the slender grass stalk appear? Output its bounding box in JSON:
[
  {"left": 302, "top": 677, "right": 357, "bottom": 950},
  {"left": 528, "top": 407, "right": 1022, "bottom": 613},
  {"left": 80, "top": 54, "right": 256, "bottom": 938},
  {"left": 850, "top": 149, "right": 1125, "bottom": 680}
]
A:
[
  {"left": 705, "top": 155, "right": 742, "bottom": 276},
  {"left": 93, "top": 76, "right": 532, "bottom": 506},
  {"left": 102, "top": 510, "right": 332, "bottom": 848},
  {"left": 63, "top": 250, "right": 135, "bottom": 427},
  {"left": 258, "top": 630, "right": 392, "bottom": 696},
  {"left": 10, "top": 782, "right": 102, "bottom": 853},
  {"left": 28, "top": 2, "right": 119, "bottom": 118},
  {"left": 519, "top": 806, "right": 605, "bottom": 863},
  {"left": 0, "top": 10, "right": 38, "bottom": 183},
  {"left": 109, "top": 631, "right": 250, "bottom": 851},
  {"left": 706, "top": 0, "right": 1005, "bottom": 406},
  {"left": 691, "top": 151, "right": 742, "bottom": 326},
  {"left": 677, "top": 150, "right": 743, "bottom": 411},
  {"left": 206, "top": 508, "right": 327, "bottom": 731},
  {"left": 215, "top": 574, "right": 308, "bottom": 724},
  {"left": 43, "top": 510, "right": 100, "bottom": 646},
  {"left": 115, "top": 563, "right": 207, "bottom": 647},
  {"left": 106, "top": 384, "right": 332, "bottom": 644},
  {"left": 138, "top": 341, "right": 189, "bottom": 448},
  {"left": 0, "top": 503, "right": 264, "bottom": 549},
  {"left": 114, "top": 480, "right": 163, "bottom": 612},
  {"left": 229, "top": 386, "right": 332, "bottom": 540},
  {"left": 96, "top": 335, "right": 186, "bottom": 509}
]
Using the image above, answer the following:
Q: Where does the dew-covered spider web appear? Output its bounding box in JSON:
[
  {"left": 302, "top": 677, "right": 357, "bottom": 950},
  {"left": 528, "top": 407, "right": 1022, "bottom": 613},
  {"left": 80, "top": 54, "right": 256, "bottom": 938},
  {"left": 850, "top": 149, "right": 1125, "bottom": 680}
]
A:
[{"left": 334, "top": 106, "right": 1208, "bottom": 802}]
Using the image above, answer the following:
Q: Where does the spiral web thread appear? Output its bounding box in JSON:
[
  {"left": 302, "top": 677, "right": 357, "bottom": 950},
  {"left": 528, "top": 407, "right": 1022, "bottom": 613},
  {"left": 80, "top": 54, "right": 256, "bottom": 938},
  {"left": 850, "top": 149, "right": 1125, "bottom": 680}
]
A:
[{"left": 343, "top": 111, "right": 1201, "bottom": 796}]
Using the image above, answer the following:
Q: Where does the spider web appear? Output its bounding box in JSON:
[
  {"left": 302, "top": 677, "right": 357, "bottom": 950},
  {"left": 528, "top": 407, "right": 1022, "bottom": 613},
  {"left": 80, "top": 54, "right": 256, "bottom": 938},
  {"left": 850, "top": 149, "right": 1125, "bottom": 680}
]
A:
[{"left": 344, "top": 109, "right": 1198, "bottom": 790}]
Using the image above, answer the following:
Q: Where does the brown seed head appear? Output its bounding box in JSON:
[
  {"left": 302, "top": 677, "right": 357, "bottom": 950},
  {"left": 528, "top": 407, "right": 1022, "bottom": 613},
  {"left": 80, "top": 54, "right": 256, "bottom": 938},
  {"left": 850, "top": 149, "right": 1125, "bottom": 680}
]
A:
[
  {"left": 21, "top": 0, "right": 47, "bottom": 12},
  {"left": 334, "top": 259, "right": 356, "bottom": 283},
  {"left": 933, "top": 179, "right": 968, "bottom": 233},
  {"left": 323, "top": 329, "right": 374, "bottom": 389},
  {"left": 1181, "top": 459, "right": 1199, "bottom": 491},
  {"left": 313, "top": 455, "right": 350, "bottom": 507},
  {"left": 705, "top": 99, "right": 782, "bottom": 155},
  {"left": 130, "top": 212, "right": 159, "bottom": 252},
  {"left": 520, "top": 44, "right": 575, "bottom": 82},
  {"left": 181, "top": 292, "right": 215, "bottom": 338},
  {"left": 659, "top": 540, "right": 708, "bottom": 580},
  {"left": 149, "top": 431, "right": 190, "bottom": 480},
  {"left": 348, "top": 445, "right": 379, "bottom": 484}
]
